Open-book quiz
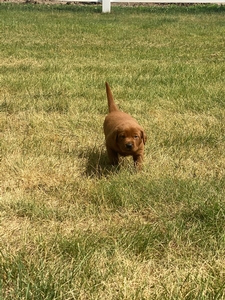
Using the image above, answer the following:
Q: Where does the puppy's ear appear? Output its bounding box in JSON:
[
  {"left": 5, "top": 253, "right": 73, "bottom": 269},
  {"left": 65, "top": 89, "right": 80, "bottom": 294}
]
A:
[
  {"left": 114, "top": 129, "right": 119, "bottom": 143},
  {"left": 108, "top": 129, "right": 119, "bottom": 143},
  {"left": 141, "top": 130, "right": 147, "bottom": 144}
]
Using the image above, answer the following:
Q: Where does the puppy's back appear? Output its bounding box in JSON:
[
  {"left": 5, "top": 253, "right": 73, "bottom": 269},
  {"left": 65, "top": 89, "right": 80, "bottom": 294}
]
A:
[{"left": 104, "top": 110, "right": 140, "bottom": 136}]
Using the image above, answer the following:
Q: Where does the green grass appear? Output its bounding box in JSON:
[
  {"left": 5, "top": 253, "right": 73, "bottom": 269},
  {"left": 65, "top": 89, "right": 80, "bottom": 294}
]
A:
[{"left": 0, "top": 3, "right": 225, "bottom": 299}]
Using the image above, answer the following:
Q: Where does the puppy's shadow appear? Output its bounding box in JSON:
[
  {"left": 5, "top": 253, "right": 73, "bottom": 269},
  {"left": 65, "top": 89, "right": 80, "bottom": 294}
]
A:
[{"left": 81, "top": 145, "right": 119, "bottom": 178}]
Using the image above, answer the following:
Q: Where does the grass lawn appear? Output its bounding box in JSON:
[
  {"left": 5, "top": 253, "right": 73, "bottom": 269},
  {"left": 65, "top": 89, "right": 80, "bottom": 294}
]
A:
[{"left": 0, "top": 3, "right": 225, "bottom": 299}]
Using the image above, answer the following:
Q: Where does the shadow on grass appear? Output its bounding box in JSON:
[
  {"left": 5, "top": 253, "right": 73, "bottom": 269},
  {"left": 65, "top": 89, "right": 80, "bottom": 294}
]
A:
[
  {"left": 50, "top": 4, "right": 225, "bottom": 15},
  {"left": 0, "top": 2, "right": 102, "bottom": 14},
  {"left": 2, "top": 3, "right": 225, "bottom": 15},
  {"left": 80, "top": 145, "right": 119, "bottom": 178}
]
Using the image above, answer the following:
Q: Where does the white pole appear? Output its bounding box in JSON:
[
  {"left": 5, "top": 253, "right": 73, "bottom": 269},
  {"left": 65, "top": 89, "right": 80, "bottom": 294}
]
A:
[{"left": 102, "top": 0, "right": 111, "bottom": 13}]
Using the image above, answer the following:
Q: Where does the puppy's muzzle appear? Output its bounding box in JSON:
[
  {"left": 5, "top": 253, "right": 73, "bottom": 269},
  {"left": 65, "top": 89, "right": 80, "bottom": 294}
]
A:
[{"left": 125, "top": 143, "right": 133, "bottom": 150}]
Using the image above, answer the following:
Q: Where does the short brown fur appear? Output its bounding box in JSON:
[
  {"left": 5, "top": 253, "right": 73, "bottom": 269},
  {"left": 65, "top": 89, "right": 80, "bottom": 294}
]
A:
[{"left": 103, "top": 82, "right": 147, "bottom": 170}]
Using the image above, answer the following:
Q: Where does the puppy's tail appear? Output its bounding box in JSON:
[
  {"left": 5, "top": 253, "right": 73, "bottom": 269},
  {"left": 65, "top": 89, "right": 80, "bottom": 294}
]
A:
[{"left": 105, "top": 82, "right": 119, "bottom": 112}]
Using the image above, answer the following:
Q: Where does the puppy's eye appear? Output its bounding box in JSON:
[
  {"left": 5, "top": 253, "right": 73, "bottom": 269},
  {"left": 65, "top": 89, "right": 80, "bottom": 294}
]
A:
[
  {"left": 119, "top": 135, "right": 125, "bottom": 139},
  {"left": 134, "top": 135, "right": 139, "bottom": 139}
]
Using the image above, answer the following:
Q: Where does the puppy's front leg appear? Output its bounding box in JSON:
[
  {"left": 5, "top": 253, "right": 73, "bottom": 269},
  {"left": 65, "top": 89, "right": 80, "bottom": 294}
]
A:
[
  {"left": 106, "top": 146, "right": 119, "bottom": 165},
  {"left": 133, "top": 154, "right": 143, "bottom": 170}
]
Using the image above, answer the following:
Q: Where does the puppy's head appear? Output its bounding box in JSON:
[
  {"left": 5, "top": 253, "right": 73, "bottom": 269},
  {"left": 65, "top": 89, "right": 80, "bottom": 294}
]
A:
[{"left": 115, "top": 125, "right": 146, "bottom": 154}]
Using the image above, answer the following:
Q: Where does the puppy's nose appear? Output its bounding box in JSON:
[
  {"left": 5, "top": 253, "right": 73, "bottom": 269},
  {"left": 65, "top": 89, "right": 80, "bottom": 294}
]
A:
[{"left": 126, "top": 143, "right": 133, "bottom": 149}]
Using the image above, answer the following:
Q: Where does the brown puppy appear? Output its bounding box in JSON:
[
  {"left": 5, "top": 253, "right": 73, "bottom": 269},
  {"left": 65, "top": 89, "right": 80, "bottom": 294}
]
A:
[{"left": 103, "top": 82, "right": 147, "bottom": 169}]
